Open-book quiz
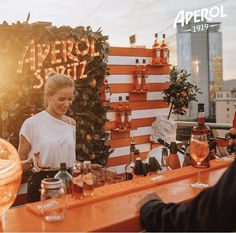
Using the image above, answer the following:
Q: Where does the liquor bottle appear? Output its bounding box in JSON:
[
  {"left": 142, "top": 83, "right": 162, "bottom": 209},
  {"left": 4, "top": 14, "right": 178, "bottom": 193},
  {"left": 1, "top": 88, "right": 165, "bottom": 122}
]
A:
[
  {"left": 117, "top": 96, "right": 125, "bottom": 130},
  {"left": 133, "top": 58, "right": 142, "bottom": 91},
  {"left": 141, "top": 59, "right": 148, "bottom": 91},
  {"left": 226, "top": 103, "right": 236, "bottom": 154},
  {"left": 125, "top": 96, "right": 132, "bottom": 129},
  {"left": 54, "top": 162, "right": 73, "bottom": 195},
  {"left": 192, "top": 103, "right": 211, "bottom": 168},
  {"left": 82, "top": 161, "right": 94, "bottom": 197},
  {"left": 161, "top": 147, "right": 168, "bottom": 171},
  {"left": 71, "top": 162, "right": 83, "bottom": 199},
  {"left": 166, "top": 142, "right": 181, "bottom": 170},
  {"left": 101, "top": 77, "right": 111, "bottom": 103},
  {"left": 152, "top": 33, "right": 161, "bottom": 65},
  {"left": 125, "top": 137, "right": 136, "bottom": 180},
  {"left": 160, "top": 34, "right": 169, "bottom": 64},
  {"left": 133, "top": 149, "right": 148, "bottom": 177}
]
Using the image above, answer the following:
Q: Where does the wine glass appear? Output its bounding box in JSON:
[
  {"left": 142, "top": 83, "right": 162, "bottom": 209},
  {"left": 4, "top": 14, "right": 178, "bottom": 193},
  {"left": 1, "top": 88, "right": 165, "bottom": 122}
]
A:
[
  {"left": 0, "top": 138, "right": 22, "bottom": 228},
  {"left": 189, "top": 134, "right": 209, "bottom": 188}
]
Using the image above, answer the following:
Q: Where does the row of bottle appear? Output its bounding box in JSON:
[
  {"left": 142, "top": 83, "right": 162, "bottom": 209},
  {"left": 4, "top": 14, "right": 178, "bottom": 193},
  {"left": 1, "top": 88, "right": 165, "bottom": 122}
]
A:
[
  {"left": 54, "top": 161, "right": 94, "bottom": 199},
  {"left": 125, "top": 137, "right": 184, "bottom": 180},
  {"left": 133, "top": 58, "right": 148, "bottom": 92},
  {"left": 152, "top": 33, "right": 169, "bottom": 65},
  {"left": 116, "top": 96, "right": 132, "bottom": 130}
]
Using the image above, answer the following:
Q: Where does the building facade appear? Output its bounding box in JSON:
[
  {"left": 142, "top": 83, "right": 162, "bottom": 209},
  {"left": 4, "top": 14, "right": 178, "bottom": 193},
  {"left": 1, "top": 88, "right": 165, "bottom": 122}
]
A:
[{"left": 177, "top": 18, "right": 223, "bottom": 121}]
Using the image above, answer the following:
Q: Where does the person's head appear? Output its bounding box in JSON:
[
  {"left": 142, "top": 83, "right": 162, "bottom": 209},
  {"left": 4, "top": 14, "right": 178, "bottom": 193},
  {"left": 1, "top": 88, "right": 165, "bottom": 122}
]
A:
[{"left": 44, "top": 71, "right": 75, "bottom": 116}]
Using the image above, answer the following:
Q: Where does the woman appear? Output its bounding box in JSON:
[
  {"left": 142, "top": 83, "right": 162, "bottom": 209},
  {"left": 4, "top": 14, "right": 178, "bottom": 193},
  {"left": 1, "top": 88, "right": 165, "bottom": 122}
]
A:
[{"left": 18, "top": 71, "right": 76, "bottom": 203}]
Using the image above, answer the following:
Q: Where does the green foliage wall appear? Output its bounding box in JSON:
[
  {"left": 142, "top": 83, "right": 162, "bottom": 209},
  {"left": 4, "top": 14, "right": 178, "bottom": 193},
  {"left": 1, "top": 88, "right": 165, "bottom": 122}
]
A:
[{"left": 0, "top": 21, "right": 113, "bottom": 166}]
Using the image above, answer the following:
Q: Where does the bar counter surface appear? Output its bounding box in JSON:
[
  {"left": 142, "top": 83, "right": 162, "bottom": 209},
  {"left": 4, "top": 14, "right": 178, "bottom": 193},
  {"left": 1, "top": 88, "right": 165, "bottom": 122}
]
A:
[{"left": 1, "top": 157, "right": 234, "bottom": 232}]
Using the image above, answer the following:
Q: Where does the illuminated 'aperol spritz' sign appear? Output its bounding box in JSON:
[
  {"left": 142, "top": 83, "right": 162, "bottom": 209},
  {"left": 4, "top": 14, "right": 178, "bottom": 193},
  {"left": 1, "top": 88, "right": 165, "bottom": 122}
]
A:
[{"left": 17, "top": 38, "right": 99, "bottom": 88}]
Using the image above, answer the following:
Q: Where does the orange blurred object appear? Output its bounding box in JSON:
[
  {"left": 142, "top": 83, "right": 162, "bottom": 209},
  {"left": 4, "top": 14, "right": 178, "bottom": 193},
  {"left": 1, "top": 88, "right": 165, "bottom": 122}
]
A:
[{"left": 0, "top": 138, "right": 22, "bottom": 217}]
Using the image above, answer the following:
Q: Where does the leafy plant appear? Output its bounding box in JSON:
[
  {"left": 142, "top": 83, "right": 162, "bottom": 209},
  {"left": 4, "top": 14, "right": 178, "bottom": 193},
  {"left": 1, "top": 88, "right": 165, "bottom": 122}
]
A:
[
  {"left": 0, "top": 21, "right": 113, "bottom": 166},
  {"left": 163, "top": 66, "right": 202, "bottom": 120}
]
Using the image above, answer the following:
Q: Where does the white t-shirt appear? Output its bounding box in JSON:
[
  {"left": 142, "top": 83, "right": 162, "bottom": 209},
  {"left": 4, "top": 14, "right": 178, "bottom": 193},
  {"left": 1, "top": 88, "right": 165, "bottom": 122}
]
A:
[{"left": 20, "top": 110, "right": 76, "bottom": 169}]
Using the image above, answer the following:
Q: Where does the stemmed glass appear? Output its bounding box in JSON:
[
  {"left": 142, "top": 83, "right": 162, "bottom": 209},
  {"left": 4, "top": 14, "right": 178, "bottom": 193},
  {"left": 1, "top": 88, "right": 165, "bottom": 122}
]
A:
[{"left": 189, "top": 134, "right": 209, "bottom": 188}]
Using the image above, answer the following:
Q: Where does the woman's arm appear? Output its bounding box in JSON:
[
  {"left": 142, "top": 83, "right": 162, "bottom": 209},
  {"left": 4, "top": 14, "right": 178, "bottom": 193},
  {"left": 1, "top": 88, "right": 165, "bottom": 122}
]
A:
[{"left": 18, "top": 134, "right": 32, "bottom": 172}]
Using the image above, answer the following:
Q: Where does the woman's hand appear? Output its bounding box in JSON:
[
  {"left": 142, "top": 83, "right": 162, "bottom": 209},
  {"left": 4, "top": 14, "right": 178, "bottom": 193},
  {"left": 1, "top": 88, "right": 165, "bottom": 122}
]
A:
[{"left": 136, "top": 191, "right": 161, "bottom": 211}]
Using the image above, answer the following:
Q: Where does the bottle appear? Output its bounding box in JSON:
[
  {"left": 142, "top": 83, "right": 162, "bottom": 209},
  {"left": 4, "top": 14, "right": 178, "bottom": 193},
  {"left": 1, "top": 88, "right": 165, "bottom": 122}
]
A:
[
  {"left": 192, "top": 103, "right": 211, "bottom": 168},
  {"left": 152, "top": 33, "right": 161, "bottom": 65},
  {"left": 160, "top": 34, "right": 169, "bottom": 64},
  {"left": 54, "top": 162, "right": 73, "bottom": 195},
  {"left": 71, "top": 162, "right": 83, "bottom": 199},
  {"left": 182, "top": 142, "right": 192, "bottom": 167},
  {"left": 166, "top": 142, "right": 181, "bottom": 170},
  {"left": 141, "top": 59, "right": 148, "bottom": 91},
  {"left": 40, "top": 178, "right": 67, "bottom": 222},
  {"left": 133, "top": 58, "right": 142, "bottom": 91},
  {"left": 133, "top": 149, "right": 147, "bottom": 177},
  {"left": 125, "top": 96, "right": 132, "bottom": 129},
  {"left": 117, "top": 96, "right": 125, "bottom": 130},
  {"left": 125, "top": 137, "right": 136, "bottom": 180},
  {"left": 161, "top": 147, "right": 168, "bottom": 171},
  {"left": 82, "top": 161, "right": 94, "bottom": 197},
  {"left": 226, "top": 103, "right": 236, "bottom": 154},
  {"left": 101, "top": 77, "right": 111, "bottom": 104}
]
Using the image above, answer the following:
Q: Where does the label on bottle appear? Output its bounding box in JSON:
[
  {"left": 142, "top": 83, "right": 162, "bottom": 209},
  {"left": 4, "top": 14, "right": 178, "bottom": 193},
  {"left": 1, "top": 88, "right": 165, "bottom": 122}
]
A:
[
  {"left": 137, "top": 76, "right": 142, "bottom": 85},
  {"left": 83, "top": 173, "right": 94, "bottom": 185},
  {"left": 156, "top": 48, "right": 160, "bottom": 57},
  {"left": 72, "top": 175, "right": 83, "bottom": 187},
  {"left": 120, "top": 112, "right": 125, "bottom": 123},
  {"left": 105, "top": 90, "right": 111, "bottom": 102},
  {"left": 163, "top": 48, "right": 168, "bottom": 58}
]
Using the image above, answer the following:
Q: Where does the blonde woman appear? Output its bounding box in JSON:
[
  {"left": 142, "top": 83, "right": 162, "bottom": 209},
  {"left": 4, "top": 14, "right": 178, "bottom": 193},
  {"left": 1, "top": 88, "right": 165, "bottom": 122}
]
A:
[{"left": 18, "top": 71, "right": 76, "bottom": 202}]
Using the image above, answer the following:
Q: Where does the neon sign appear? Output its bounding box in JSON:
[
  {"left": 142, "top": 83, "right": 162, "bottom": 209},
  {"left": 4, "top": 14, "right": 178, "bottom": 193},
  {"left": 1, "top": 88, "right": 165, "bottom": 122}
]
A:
[{"left": 17, "top": 38, "right": 99, "bottom": 88}]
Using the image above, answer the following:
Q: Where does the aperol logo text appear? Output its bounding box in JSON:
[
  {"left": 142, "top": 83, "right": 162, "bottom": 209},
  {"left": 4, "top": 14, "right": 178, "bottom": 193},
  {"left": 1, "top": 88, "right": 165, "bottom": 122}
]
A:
[
  {"left": 173, "top": 5, "right": 227, "bottom": 28},
  {"left": 17, "top": 39, "right": 99, "bottom": 89}
]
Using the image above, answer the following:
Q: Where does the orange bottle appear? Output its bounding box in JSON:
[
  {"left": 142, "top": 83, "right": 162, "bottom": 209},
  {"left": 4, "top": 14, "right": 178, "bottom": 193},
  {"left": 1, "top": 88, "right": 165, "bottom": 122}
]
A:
[
  {"left": 152, "top": 33, "right": 161, "bottom": 65},
  {"left": 125, "top": 96, "right": 132, "bottom": 129},
  {"left": 160, "top": 34, "right": 169, "bottom": 64},
  {"left": 167, "top": 142, "right": 181, "bottom": 170},
  {"left": 133, "top": 59, "right": 142, "bottom": 91},
  {"left": 117, "top": 96, "right": 125, "bottom": 130},
  {"left": 141, "top": 59, "right": 148, "bottom": 91}
]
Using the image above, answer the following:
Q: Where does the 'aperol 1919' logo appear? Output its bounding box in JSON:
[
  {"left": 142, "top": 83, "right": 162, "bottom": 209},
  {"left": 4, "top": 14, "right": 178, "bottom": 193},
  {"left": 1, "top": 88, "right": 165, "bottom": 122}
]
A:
[{"left": 173, "top": 5, "right": 227, "bottom": 28}]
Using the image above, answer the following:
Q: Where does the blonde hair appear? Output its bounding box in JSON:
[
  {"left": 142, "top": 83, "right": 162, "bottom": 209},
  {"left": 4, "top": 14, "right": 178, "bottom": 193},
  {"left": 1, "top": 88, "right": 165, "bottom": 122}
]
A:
[
  {"left": 45, "top": 71, "right": 74, "bottom": 96},
  {"left": 44, "top": 71, "right": 75, "bottom": 106}
]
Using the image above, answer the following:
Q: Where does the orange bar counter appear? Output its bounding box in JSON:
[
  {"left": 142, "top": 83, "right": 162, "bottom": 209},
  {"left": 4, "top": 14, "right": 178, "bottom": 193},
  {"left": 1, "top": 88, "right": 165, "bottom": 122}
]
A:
[{"left": 1, "top": 157, "right": 233, "bottom": 232}]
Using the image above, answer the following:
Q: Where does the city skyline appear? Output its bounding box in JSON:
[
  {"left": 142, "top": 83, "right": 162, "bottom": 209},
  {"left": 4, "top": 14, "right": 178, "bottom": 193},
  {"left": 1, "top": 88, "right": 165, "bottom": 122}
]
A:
[{"left": 0, "top": 0, "right": 235, "bottom": 80}]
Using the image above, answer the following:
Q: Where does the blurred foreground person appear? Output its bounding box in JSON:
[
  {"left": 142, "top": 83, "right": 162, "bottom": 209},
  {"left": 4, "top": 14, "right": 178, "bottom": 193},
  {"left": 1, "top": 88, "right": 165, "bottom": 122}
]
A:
[
  {"left": 137, "top": 157, "right": 236, "bottom": 232},
  {"left": 18, "top": 71, "right": 76, "bottom": 202}
]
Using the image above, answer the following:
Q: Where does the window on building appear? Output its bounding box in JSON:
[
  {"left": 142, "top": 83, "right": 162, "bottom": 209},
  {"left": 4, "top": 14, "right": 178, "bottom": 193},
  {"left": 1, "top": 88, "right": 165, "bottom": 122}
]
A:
[
  {"left": 227, "top": 108, "right": 230, "bottom": 111},
  {"left": 226, "top": 93, "right": 230, "bottom": 98}
]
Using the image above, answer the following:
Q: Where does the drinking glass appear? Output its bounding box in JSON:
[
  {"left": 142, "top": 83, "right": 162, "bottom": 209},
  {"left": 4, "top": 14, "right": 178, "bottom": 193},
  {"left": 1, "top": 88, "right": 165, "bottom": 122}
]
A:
[
  {"left": 189, "top": 134, "right": 209, "bottom": 188},
  {"left": 0, "top": 138, "right": 22, "bottom": 227}
]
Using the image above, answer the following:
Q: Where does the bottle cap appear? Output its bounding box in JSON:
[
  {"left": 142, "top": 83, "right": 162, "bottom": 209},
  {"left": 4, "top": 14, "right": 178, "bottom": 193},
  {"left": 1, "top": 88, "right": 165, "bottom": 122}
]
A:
[
  {"left": 60, "top": 162, "right": 67, "bottom": 169},
  {"left": 134, "top": 149, "right": 140, "bottom": 155},
  {"left": 198, "top": 103, "right": 205, "bottom": 112},
  {"left": 169, "top": 142, "right": 177, "bottom": 154}
]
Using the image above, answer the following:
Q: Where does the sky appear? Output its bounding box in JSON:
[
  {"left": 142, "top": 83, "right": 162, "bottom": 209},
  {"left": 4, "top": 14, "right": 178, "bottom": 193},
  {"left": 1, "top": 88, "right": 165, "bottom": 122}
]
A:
[{"left": 0, "top": 0, "right": 235, "bottom": 80}]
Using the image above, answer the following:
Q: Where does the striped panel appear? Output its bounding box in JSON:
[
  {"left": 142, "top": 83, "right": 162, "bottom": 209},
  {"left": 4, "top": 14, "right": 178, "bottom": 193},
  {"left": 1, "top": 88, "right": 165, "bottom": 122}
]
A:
[
  {"left": 108, "top": 74, "right": 169, "bottom": 84},
  {"left": 106, "top": 47, "right": 170, "bottom": 170}
]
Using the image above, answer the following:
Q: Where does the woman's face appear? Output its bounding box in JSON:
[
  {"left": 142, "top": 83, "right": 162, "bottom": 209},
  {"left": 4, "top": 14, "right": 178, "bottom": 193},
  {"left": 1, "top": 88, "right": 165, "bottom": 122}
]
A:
[{"left": 47, "top": 87, "right": 74, "bottom": 116}]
